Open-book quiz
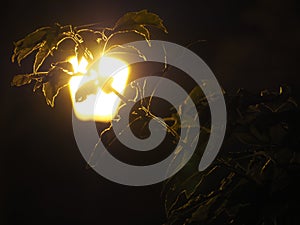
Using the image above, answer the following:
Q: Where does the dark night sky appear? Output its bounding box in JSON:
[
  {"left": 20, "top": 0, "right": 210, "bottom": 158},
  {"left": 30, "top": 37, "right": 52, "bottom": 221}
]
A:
[{"left": 1, "top": 0, "right": 300, "bottom": 225}]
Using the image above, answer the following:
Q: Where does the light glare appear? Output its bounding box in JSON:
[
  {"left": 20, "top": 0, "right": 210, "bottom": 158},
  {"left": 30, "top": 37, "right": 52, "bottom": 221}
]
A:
[{"left": 68, "top": 56, "right": 129, "bottom": 122}]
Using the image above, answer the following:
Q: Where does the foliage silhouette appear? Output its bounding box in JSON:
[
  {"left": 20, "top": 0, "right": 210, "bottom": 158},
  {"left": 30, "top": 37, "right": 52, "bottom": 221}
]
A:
[{"left": 10, "top": 10, "right": 299, "bottom": 225}]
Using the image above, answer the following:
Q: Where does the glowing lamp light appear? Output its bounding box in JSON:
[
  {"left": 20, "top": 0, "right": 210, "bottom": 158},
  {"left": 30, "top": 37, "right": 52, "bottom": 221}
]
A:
[{"left": 68, "top": 56, "right": 129, "bottom": 122}]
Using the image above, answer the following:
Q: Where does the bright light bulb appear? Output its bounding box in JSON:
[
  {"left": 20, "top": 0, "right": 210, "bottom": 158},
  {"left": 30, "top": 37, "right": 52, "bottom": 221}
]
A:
[
  {"left": 68, "top": 56, "right": 88, "bottom": 74},
  {"left": 68, "top": 56, "right": 129, "bottom": 122}
]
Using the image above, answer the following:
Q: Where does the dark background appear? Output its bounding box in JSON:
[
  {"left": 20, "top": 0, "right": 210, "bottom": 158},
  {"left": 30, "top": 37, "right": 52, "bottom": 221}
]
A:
[{"left": 1, "top": 0, "right": 299, "bottom": 224}]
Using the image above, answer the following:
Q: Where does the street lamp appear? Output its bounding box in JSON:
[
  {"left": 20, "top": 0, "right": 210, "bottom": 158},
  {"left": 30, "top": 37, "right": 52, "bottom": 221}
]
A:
[{"left": 68, "top": 56, "right": 129, "bottom": 122}]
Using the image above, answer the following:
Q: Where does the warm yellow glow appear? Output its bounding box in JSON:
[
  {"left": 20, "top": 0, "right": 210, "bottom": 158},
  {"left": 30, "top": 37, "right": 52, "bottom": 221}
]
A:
[
  {"left": 68, "top": 56, "right": 89, "bottom": 74},
  {"left": 68, "top": 56, "right": 129, "bottom": 122}
]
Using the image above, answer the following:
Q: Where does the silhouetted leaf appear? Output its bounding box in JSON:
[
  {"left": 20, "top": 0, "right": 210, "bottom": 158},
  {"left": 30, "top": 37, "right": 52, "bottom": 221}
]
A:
[
  {"left": 188, "top": 195, "right": 219, "bottom": 223},
  {"left": 11, "top": 74, "right": 34, "bottom": 87},
  {"left": 113, "top": 9, "right": 167, "bottom": 43},
  {"left": 12, "top": 27, "right": 51, "bottom": 65},
  {"left": 234, "top": 132, "right": 262, "bottom": 145},
  {"left": 11, "top": 11, "right": 168, "bottom": 108},
  {"left": 52, "top": 61, "right": 74, "bottom": 73},
  {"left": 188, "top": 85, "right": 206, "bottom": 106},
  {"left": 12, "top": 24, "right": 70, "bottom": 72},
  {"left": 42, "top": 67, "right": 72, "bottom": 107},
  {"left": 75, "top": 80, "right": 99, "bottom": 102},
  {"left": 33, "top": 80, "right": 43, "bottom": 92},
  {"left": 163, "top": 86, "right": 300, "bottom": 225},
  {"left": 75, "top": 43, "right": 94, "bottom": 63},
  {"left": 33, "top": 24, "right": 69, "bottom": 72}
]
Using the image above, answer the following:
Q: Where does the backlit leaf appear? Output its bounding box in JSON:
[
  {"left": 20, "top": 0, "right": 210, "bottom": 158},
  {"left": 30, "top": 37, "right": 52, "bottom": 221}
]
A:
[
  {"left": 33, "top": 42, "right": 51, "bottom": 72},
  {"left": 12, "top": 24, "right": 70, "bottom": 72},
  {"left": 33, "top": 25, "right": 69, "bottom": 73},
  {"left": 11, "top": 74, "right": 34, "bottom": 87},
  {"left": 113, "top": 9, "right": 167, "bottom": 42},
  {"left": 75, "top": 80, "right": 98, "bottom": 102},
  {"left": 12, "top": 26, "right": 51, "bottom": 65},
  {"left": 33, "top": 80, "right": 42, "bottom": 92},
  {"left": 42, "top": 67, "right": 72, "bottom": 107}
]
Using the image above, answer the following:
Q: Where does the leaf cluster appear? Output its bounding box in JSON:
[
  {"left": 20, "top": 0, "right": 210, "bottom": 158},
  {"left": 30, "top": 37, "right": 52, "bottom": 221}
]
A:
[
  {"left": 162, "top": 85, "right": 300, "bottom": 225},
  {"left": 11, "top": 10, "right": 167, "bottom": 106}
]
